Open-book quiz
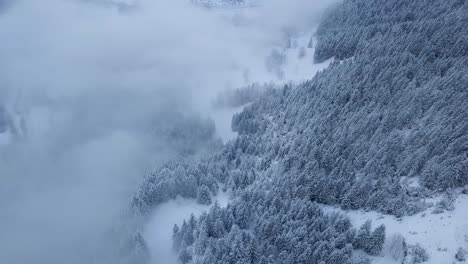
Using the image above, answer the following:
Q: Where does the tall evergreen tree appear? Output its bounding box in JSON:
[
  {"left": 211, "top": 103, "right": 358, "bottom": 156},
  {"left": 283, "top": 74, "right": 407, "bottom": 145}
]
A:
[{"left": 197, "top": 185, "right": 212, "bottom": 205}]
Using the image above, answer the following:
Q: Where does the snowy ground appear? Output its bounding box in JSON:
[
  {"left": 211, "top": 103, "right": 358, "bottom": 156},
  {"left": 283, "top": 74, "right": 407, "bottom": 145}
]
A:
[
  {"left": 276, "top": 33, "right": 332, "bottom": 83},
  {"left": 143, "top": 192, "right": 230, "bottom": 264},
  {"left": 325, "top": 192, "right": 468, "bottom": 264},
  {"left": 143, "top": 3, "right": 333, "bottom": 263},
  {"left": 208, "top": 30, "right": 332, "bottom": 143}
]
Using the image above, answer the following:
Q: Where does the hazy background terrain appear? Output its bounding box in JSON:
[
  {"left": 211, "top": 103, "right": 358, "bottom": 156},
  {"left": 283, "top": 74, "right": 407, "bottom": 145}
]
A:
[{"left": 0, "top": 0, "right": 333, "bottom": 263}]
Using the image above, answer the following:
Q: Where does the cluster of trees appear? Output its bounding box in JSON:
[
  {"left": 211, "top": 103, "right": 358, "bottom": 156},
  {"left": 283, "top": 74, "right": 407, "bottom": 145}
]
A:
[
  {"left": 315, "top": 0, "right": 467, "bottom": 64},
  {"left": 353, "top": 221, "right": 386, "bottom": 256},
  {"left": 129, "top": 0, "right": 467, "bottom": 262},
  {"left": 131, "top": 158, "right": 225, "bottom": 213},
  {"left": 130, "top": 111, "right": 228, "bottom": 213},
  {"left": 112, "top": 112, "right": 224, "bottom": 264},
  {"left": 228, "top": 0, "right": 467, "bottom": 215},
  {"left": 172, "top": 193, "right": 380, "bottom": 264}
]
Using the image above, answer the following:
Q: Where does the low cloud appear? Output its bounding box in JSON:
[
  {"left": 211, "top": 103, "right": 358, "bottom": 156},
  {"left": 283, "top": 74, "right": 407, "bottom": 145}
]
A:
[{"left": 0, "top": 0, "right": 335, "bottom": 263}]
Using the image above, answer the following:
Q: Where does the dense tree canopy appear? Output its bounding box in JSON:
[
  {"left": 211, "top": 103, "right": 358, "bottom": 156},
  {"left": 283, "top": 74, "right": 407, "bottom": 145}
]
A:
[{"left": 130, "top": 0, "right": 467, "bottom": 262}]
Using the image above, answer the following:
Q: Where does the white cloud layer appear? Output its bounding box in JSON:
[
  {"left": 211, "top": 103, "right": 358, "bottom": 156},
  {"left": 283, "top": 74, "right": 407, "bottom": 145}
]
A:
[{"left": 0, "top": 0, "right": 335, "bottom": 263}]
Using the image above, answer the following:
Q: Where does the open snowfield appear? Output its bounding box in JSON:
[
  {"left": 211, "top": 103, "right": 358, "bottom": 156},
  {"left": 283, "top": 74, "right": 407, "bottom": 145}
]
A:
[{"left": 325, "top": 191, "right": 468, "bottom": 263}]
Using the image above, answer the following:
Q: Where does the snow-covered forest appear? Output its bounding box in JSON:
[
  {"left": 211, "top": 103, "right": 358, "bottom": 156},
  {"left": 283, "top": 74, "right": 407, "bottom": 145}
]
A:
[{"left": 0, "top": 0, "right": 467, "bottom": 264}]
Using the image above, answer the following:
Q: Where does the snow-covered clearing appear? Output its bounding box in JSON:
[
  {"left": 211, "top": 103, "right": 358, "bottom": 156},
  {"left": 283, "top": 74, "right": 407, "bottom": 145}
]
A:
[
  {"left": 144, "top": 192, "right": 230, "bottom": 264},
  {"left": 208, "top": 30, "right": 332, "bottom": 143},
  {"left": 325, "top": 192, "right": 468, "bottom": 263}
]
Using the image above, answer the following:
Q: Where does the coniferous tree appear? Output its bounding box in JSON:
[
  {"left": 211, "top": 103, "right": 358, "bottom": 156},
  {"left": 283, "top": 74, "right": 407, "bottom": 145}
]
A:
[
  {"left": 353, "top": 220, "right": 371, "bottom": 250},
  {"left": 197, "top": 185, "right": 212, "bottom": 205},
  {"left": 366, "top": 224, "right": 386, "bottom": 255}
]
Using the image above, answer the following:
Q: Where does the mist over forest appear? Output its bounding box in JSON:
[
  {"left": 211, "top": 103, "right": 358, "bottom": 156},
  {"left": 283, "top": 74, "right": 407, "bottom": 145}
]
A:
[{"left": 0, "top": 0, "right": 467, "bottom": 264}]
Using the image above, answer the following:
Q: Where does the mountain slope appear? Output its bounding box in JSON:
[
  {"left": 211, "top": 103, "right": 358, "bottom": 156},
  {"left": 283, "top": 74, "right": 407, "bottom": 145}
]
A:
[
  {"left": 133, "top": 0, "right": 468, "bottom": 263},
  {"left": 227, "top": 0, "right": 468, "bottom": 215}
]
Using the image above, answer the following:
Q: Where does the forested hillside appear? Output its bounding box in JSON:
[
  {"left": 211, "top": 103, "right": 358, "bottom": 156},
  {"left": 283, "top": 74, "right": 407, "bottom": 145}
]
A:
[{"left": 131, "top": 0, "right": 468, "bottom": 263}]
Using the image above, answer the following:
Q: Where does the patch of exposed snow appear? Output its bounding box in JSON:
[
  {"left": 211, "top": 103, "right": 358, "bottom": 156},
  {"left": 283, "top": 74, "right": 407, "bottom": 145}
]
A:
[
  {"left": 400, "top": 176, "right": 421, "bottom": 189},
  {"left": 143, "top": 191, "right": 230, "bottom": 264},
  {"left": 205, "top": 32, "right": 331, "bottom": 143},
  {"left": 280, "top": 34, "right": 332, "bottom": 83},
  {"left": 208, "top": 104, "right": 246, "bottom": 143},
  {"left": 324, "top": 191, "right": 468, "bottom": 264},
  {"left": 237, "top": 32, "right": 332, "bottom": 86}
]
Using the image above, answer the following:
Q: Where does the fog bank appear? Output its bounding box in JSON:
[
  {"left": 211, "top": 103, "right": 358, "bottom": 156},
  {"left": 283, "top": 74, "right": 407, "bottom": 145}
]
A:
[{"left": 0, "top": 0, "right": 335, "bottom": 263}]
